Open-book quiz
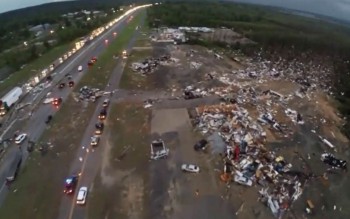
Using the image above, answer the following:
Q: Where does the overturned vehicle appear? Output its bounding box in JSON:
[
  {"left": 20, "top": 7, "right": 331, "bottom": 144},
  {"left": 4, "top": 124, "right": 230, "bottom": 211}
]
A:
[{"left": 321, "top": 153, "right": 347, "bottom": 170}]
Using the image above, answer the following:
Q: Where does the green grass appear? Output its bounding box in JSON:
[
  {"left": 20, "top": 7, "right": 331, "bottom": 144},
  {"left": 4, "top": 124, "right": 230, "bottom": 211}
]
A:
[
  {"left": 133, "top": 21, "right": 152, "bottom": 47},
  {"left": 0, "top": 12, "right": 145, "bottom": 219},
  {"left": 0, "top": 97, "right": 96, "bottom": 219},
  {"left": 0, "top": 43, "right": 72, "bottom": 96},
  {"left": 88, "top": 102, "right": 150, "bottom": 219},
  {"left": 78, "top": 12, "right": 146, "bottom": 89},
  {"left": 119, "top": 48, "right": 153, "bottom": 90}
]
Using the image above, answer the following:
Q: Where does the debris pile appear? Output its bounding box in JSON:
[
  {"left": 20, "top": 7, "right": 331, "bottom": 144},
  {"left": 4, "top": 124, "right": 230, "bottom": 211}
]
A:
[
  {"left": 194, "top": 104, "right": 306, "bottom": 217},
  {"left": 77, "top": 86, "right": 105, "bottom": 102},
  {"left": 131, "top": 55, "right": 178, "bottom": 75}
]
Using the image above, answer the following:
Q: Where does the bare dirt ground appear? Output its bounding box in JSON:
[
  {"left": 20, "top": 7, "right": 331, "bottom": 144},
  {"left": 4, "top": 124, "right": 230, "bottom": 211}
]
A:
[
  {"left": 149, "top": 108, "right": 234, "bottom": 219},
  {"left": 92, "top": 32, "right": 350, "bottom": 219}
]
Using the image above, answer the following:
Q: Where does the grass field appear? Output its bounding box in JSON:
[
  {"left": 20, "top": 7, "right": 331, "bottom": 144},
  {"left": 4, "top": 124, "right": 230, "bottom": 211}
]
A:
[
  {"left": 0, "top": 12, "right": 144, "bottom": 219},
  {"left": 78, "top": 13, "right": 146, "bottom": 89},
  {"left": 88, "top": 102, "right": 150, "bottom": 219},
  {"left": 0, "top": 43, "right": 72, "bottom": 96}
]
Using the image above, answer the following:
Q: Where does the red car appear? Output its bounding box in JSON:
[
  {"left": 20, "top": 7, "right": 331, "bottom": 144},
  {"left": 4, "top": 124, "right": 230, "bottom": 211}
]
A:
[{"left": 52, "top": 97, "right": 62, "bottom": 107}]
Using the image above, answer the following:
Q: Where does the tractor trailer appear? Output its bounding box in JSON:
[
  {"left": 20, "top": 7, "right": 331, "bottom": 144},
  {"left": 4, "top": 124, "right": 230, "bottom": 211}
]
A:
[{"left": 0, "top": 87, "right": 23, "bottom": 116}]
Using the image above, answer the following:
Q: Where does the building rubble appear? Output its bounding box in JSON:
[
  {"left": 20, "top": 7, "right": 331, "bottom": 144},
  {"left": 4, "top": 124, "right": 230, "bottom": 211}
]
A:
[
  {"left": 194, "top": 103, "right": 309, "bottom": 218},
  {"left": 130, "top": 55, "right": 178, "bottom": 75}
]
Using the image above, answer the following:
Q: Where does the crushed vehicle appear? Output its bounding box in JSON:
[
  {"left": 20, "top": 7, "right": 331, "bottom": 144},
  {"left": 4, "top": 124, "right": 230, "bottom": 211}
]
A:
[
  {"left": 78, "top": 86, "right": 104, "bottom": 102},
  {"left": 181, "top": 164, "right": 200, "bottom": 173},
  {"left": 321, "top": 153, "right": 347, "bottom": 170},
  {"left": 234, "top": 174, "right": 253, "bottom": 186},
  {"left": 183, "top": 86, "right": 204, "bottom": 99},
  {"left": 63, "top": 175, "right": 78, "bottom": 194},
  {"left": 194, "top": 139, "right": 208, "bottom": 151},
  {"left": 150, "top": 139, "right": 169, "bottom": 160}
]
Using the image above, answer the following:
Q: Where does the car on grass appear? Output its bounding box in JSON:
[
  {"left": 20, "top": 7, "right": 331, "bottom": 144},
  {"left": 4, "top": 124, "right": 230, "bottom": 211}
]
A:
[
  {"left": 234, "top": 174, "right": 253, "bottom": 186},
  {"left": 90, "top": 136, "right": 100, "bottom": 146},
  {"left": 98, "top": 109, "right": 107, "bottom": 120},
  {"left": 91, "top": 57, "right": 97, "bottom": 63},
  {"left": 181, "top": 164, "right": 200, "bottom": 173},
  {"left": 194, "top": 139, "right": 208, "bottom": 151},
  {"left": 15, "top": 133, "right": 27, "bottom": 144},
  {"left": 102, "top": 99, "right": 110, "bottom": 108},
  {"left": 64, "top": 175, "right": 78, "bottom": 194},
  {"left": 76, "top": 186, "right": 88, "bottom": 205},
  {"left": 122, "top": 50, "right": 128, "bottom": 59},
  {"left": 95, "top": 122, "right": 104, "bottom": 135}
]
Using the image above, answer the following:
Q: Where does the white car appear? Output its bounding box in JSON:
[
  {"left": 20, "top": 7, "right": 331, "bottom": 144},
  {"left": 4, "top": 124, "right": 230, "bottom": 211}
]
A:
[
  {"left": 78, "top": 65, "right": 83, "bottom": 72},
  {"left": 234, "top": 174, "right": 253, "bottom": 186},
  {"left": 181, "top": 164, "right": 200, "bottom": 173},
  {"left": 76, "top": 186, "right": 88, "bottom": 205},
  {"left": 90, "top": 136, "right": 100, "bottom": 146},
  {"left": 15, "top": 134, "right": 27, "bottom": 144}
]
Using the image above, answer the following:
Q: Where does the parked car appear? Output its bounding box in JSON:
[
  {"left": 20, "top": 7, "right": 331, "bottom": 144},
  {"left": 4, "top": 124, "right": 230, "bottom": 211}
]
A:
[
  {"left": 15, "top": 133, "right": 27, "bottom": 144},
  {"left": 76, "top": 186, "right": 88, "bottom": 205},
  {"left": 194, "top": 139, "right": 208, "bottom": 151},
  {"left": 234, "top": 174, "right": 253, "bottom": 186},
  {"left": 181, "top": 164, "right": 200, "bottom": 173},
  {"left": 90, "top": 136, "right": 100, "bottom": 146}
]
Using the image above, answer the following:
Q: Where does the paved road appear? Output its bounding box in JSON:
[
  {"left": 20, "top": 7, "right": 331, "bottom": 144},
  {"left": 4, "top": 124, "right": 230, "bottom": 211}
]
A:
[
  {"left": 57, "top": 10, "right": 146, "bottom": 219},
  {"left": 0, "top": 9, "right": 142, "bottom": 207}
]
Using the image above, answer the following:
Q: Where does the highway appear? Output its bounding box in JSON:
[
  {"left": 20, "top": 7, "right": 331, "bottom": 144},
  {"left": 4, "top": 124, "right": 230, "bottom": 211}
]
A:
[
  {"left": 0, "top": 6, "right": 147, "bottom": 209},
  {"left": 56, "top": 10, "right": 146, "bottom": 219}
]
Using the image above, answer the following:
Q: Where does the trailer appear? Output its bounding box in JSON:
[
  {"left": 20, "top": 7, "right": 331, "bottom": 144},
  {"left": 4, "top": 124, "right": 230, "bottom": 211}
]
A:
[{"left": 0, "top": 87, "right": 23, "bottom": 116}]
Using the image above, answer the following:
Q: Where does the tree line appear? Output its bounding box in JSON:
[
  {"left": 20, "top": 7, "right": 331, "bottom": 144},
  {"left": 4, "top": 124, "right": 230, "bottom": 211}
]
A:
[{"left": 147, "top": 1, "right": 350, "bottom": 137}]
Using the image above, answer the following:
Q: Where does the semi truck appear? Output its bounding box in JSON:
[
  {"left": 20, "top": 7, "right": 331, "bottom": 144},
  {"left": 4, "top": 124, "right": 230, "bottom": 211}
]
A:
[{"left": 0, "top": 87, "right": 23, "bottom": 116}]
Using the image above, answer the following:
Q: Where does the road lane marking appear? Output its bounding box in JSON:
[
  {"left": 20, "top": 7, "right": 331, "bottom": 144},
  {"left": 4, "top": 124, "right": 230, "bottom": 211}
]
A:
[
  {"left": 67, "top": 150, "right": 89, "bottom": 219},
  {"left": 0, "top": 119, "right": 18, "bottom": 141},
  {"left": 65, "top": 7, "right": 147, "bottom": 219}
]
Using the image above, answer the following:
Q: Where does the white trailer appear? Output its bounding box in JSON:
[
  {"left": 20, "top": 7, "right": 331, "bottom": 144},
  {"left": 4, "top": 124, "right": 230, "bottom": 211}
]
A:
[{"left": 0, "top": 87, "right": 23, "bottom": 116}]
